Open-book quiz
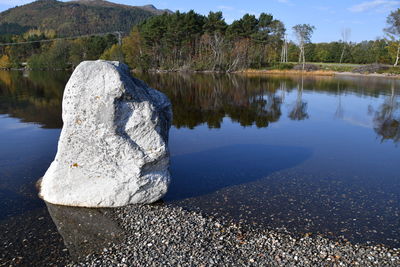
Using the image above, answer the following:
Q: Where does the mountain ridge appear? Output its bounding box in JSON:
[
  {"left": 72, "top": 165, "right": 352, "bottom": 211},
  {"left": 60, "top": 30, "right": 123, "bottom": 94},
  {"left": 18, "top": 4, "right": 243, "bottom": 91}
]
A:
[
  {"left": 68, "top": 0, "right": 172, "bottom": 14},
  {"left": 0, "top": 0, "right": 172, "bottom": 36}
]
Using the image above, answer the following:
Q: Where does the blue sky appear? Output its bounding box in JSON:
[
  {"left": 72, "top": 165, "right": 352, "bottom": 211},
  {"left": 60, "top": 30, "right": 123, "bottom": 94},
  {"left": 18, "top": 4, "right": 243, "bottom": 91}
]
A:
[{"left": 0, "top": 0, "right": 399, "bottom": 42}]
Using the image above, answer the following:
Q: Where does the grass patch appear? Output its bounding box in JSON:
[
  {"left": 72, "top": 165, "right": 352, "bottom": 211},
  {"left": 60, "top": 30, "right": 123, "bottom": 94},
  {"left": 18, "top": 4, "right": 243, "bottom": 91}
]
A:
[
  {"left": 240, "top": 69, "right": 335, "bottom": 76},
  {"left": 379, "top": 66, "right": 400, "bottom": 75},
  {"left": 243, "top": 62, "right": 400, "bottom": 76},
  {"left": 266, "top": 62, "right": 358, "bottom": 72}
]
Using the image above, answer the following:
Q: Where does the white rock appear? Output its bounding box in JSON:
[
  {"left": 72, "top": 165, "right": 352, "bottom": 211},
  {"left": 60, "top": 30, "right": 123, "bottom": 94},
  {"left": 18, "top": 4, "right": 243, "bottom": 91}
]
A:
[{"left": 39, "top": 60, "right": 172, "bottom": 207}]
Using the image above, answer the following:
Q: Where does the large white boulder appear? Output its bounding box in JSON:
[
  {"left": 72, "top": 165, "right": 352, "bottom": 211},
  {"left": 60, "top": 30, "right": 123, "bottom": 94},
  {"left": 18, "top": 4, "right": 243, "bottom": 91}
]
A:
[{"left": 40, "top": 60, "right": 172, "bottom": 207}]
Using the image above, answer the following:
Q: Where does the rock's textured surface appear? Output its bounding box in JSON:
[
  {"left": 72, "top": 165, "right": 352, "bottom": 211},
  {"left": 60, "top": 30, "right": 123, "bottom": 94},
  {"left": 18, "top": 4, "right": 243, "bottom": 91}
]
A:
[{"left": 40, "top": 60, "right": 172, "bottom": 207}]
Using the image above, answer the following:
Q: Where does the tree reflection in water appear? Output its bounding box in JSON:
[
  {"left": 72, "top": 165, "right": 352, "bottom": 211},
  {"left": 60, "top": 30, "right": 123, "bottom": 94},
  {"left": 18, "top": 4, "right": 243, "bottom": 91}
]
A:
[
  {"left": 373, "top": 80, "right": 400, "bottom": 143},
  {"left": 0, "top": 70, "right": 69, "bottom": 128},
  {"left": 288, "top": 75, "right": 309, "bottom": 121},
  {"left": 335, "top": 81, "right": 344, "bottom": 119},
  {"left": 1, "top": 70, "right": 400, "bottom": 143},
  {"left": 136, "top": 73, "right": 286, "bottom": 129}
]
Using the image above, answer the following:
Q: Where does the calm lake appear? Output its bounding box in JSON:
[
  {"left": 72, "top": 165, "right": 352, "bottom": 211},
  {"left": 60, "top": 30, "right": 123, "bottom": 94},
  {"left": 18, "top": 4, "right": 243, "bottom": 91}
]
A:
[{"left": 0, "top": 70, "right": 399, "bottom": 263}]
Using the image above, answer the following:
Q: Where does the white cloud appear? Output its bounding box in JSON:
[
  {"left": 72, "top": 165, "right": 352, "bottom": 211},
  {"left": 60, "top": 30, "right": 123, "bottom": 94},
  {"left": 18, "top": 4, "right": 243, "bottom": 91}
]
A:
[
  {"left": 275, "top": 0, "right": 294, "bottom": 6},
  {"left": 217, "top": 5, "right": 234, "bottom": 11},
  {"left": 349, "top": 0, "right": 400, "bottom": 13}
]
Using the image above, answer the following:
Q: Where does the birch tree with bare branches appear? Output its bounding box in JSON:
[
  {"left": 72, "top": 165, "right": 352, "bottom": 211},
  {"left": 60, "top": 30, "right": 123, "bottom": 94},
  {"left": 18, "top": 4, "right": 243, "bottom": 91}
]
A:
[
  {"left": 340, "top": 28, "right": 351, "bottom": 64},
  {"left": 281, "top": 34, "right": 288, "bottom": 63},
  {"left": 293, "top": 24, "right": 315, "bottom": 70},
  {"left": 385, "top": 9, "right": 400, "bottom": 66}
]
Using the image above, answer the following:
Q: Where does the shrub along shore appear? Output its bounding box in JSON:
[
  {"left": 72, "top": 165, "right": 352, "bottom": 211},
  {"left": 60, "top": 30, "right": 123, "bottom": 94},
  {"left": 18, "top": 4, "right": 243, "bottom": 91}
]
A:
[{"left": 2, "top": 62, "right": 399, "bottom": 80}]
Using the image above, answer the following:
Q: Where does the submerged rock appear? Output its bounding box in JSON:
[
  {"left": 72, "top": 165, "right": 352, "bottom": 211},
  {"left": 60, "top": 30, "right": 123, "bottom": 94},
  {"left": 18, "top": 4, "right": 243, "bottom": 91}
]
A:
[{"left": 40, "top": 60, "right": 172, "bottom": 207}]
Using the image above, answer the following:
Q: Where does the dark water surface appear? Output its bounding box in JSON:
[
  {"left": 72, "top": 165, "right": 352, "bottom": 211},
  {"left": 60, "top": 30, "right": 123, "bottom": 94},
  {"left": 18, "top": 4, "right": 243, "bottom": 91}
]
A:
[{"left": 0, "top": 71, "right": 399, "bottom": 264}]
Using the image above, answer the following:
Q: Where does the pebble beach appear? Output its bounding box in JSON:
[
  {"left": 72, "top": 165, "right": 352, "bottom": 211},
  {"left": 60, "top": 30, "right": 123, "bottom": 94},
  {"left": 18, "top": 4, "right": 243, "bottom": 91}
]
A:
[{"left": 69, "top": 204, "right": 399, "bottom": 266}]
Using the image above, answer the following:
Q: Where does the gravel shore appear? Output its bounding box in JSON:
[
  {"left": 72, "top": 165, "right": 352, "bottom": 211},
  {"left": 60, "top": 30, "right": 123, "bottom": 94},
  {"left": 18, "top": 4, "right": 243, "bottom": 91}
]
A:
[{"left": 71, "top": 204, "right": 399, "bottom": 267}]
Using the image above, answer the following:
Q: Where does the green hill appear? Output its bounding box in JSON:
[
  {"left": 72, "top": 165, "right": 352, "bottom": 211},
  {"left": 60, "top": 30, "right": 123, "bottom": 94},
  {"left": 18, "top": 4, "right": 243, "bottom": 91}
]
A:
[{"left": 0, "top": 0, "right": 170, "bottom": 37}]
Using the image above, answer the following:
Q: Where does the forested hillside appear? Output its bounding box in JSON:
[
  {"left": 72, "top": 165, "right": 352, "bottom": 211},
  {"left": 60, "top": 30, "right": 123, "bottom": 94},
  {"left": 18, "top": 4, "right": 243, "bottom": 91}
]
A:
[
  {"left": 0, "top": 0, "right": 166, "bottom": 37},
  {"left": 0, "top": 2, "right": 399, "bottom": 72}
]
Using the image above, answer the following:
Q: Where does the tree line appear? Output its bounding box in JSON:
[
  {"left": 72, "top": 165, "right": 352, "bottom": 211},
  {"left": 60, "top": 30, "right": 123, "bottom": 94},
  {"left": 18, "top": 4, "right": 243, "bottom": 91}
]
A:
[
  {"left": 103, "top": 11, "right": 286, "bottom": 71},
  {"left": 0, "top": 30, "right": 118, "bottom": 69},
  {"left": 0, "top": 9, "right": 400, "bottom": 71}
]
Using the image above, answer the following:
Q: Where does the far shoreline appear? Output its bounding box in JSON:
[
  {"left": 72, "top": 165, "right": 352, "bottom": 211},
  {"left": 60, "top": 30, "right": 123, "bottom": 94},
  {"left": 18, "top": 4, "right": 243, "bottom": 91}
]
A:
[
  {"left": 235, "top": 69, "right": 400, "bottom": 79},
  {"left": 2, "top": 66, "right": 400, "bottom": 79},
  {"left": 132, "top": 67, "right": 400, "bottom": 79}
]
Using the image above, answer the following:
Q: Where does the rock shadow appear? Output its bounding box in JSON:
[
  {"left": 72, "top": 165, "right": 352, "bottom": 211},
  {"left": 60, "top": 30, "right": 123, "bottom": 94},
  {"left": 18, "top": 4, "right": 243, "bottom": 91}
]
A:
[
  {"left": 166, "top": 144, "right": 312, "bottom": 201},
  {"left": 45, "top": 202, "right": 123, "bottom": 262}
]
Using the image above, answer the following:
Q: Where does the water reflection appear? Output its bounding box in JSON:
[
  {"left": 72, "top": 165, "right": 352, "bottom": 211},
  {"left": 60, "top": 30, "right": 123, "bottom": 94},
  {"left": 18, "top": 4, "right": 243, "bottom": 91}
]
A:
[
  {"left": 288, "top": 76, "right": 309, "bottom": 121},
  {"left": 335, "top": 82, "right": 344, "bottom": 119},
  {"left": 137, "top": 72, "right": 400, "bottom": 143},
  {"left": 372, "top": 81, "right": 400, "bottom": 143},
  {"left": 136, "top": 73, "right": 286, "bottom": 129},
  {"left": 1, "top": 70, "right": 400, "bottom": 144},
  {"left": 46, "top": 202, "right": 123, "bottom": 261},
  {"left": 0, "top": 70, "right": 69, "bottom": 128}
]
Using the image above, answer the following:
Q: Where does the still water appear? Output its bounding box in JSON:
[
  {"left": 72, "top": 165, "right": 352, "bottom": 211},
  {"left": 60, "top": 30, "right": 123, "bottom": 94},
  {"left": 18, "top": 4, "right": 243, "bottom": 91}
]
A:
[{"left": 0, "top": 71, "right": 399, "bottom": 263}]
